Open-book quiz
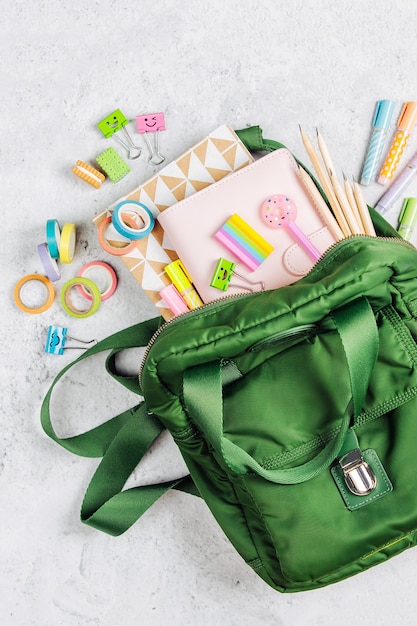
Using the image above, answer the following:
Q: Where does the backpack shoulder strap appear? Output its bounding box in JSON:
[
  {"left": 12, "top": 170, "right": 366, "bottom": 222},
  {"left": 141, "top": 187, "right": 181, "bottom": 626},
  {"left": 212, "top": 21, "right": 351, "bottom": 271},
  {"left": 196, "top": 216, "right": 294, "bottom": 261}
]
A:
[{"left": 40, "top": 318, "right": 199, "bottom": 536}]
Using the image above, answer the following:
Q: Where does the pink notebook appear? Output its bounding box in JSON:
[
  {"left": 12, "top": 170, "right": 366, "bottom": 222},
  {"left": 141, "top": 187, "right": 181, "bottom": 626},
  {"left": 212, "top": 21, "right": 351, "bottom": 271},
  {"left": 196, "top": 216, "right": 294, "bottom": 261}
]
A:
[{"left": 158, "top": 149, "right": 337, "bottom": 304}]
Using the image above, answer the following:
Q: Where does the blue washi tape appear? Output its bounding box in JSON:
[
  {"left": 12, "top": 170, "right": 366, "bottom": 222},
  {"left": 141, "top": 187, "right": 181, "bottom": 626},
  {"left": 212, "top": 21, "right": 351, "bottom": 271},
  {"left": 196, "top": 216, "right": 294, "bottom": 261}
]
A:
[
  {"left": 112, "top": 200, "right": 154, "bottom": 240},
  {"left": 46, "top": 219, "right": 61, "bottom": 259}
]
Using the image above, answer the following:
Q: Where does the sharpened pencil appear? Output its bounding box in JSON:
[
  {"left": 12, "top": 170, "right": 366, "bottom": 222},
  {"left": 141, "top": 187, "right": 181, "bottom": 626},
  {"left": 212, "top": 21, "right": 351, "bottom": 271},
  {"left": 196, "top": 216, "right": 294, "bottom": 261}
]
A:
[
  {"left": 316, "top": 129, "right": 362, "bottom": 235},
  {"left": 343, "top": 173, "right": 366, "bottom": 234},
  {"left": 352, "top": 179, "right": 376, "bottom": 236},
  {"left": 299, "top": 125, "right": 351, "bottom": 237},
  {"left": 297, "top": 166, "right": 344, "bottom": 240}
]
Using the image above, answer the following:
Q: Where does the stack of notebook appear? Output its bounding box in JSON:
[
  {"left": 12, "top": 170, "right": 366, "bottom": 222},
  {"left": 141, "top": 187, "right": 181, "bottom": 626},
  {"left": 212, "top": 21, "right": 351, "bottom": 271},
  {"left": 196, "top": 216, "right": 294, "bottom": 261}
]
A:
[{"left": 93, "top": 125, "right": 254, "bottom": 320}]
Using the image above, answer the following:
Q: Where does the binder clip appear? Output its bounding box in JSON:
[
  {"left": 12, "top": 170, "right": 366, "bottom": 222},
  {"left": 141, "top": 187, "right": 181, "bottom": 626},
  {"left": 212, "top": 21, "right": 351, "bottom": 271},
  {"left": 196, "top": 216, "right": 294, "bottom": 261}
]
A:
[
  {"left": 210, "top": 258, "right": 265, "bottom": 292},
  {"left": 97, "top": 109, "right": 141, "bottom": 160},
  {"left": 136, "top": 112, "right": 165, "bottom": 165},
  {"left": 45, "top": 325, "right": 97, "bottom": 356}
]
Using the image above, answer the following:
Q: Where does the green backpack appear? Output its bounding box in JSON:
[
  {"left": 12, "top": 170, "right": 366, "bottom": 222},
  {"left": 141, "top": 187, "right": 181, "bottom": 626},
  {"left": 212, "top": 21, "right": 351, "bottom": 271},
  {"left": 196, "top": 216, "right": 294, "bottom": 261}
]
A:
[{"left": 41, "top": 127, "right": 417, "bottom": 592}]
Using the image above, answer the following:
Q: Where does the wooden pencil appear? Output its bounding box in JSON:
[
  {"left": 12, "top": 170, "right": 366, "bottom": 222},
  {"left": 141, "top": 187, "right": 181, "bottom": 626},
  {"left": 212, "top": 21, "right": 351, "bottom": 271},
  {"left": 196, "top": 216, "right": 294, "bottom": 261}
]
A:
[
  {"left": 297, "top": 166, "right": 344, "bottom": 240},
  {"left": 299, "top": 126, "right": 351, "bottom": 237},
  {"left": 328, "top": 169, "right": 362, "bottom": 235},
  {"left": 316, "top": 129, "right": 362, "bottom": 235},
  {"left": 352, "top": 179, "right": 376, "bottom": 236},
  {"left": 343, "top": 173, "right": 366, "bottom": 234}
]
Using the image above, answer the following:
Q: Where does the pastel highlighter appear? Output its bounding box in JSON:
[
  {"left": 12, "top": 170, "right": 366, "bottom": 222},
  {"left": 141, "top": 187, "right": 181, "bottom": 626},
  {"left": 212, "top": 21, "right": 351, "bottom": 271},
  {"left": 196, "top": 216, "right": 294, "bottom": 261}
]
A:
[{"left": 260, "top": 194, "right": 321, "bottom": 261}]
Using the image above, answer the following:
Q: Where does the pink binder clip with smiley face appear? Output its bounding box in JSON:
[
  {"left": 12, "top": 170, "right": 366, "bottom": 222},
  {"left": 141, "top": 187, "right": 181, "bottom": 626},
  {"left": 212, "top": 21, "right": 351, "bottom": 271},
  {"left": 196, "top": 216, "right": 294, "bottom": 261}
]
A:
[
  {"left": 136, "top": 112, "right": 166, "bottom": 165},
  {"left": 260, "top": 194, "right": 321, "bottom": 261}
]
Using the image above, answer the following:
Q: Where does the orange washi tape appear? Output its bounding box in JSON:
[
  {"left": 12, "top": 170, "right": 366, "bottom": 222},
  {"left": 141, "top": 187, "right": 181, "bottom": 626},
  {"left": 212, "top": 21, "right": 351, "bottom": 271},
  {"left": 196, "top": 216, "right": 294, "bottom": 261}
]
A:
[
  {"left": 97, "top": 214, "right": 139, "bottom": 256},
  {"left": 14, "top": 274, "right": 55, "bottom": 314}
]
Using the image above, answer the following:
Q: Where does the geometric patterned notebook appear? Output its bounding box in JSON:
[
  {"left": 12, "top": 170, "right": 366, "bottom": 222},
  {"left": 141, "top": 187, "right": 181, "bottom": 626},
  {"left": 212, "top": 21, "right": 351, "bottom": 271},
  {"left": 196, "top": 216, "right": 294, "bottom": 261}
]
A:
[{"left": 93, "top": 125, "right": 254, "bottom": 320}]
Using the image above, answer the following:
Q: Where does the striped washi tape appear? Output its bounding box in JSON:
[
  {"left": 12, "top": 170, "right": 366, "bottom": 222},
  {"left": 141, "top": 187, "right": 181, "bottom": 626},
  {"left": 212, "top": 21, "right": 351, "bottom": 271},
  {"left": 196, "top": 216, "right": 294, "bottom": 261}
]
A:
[{"left": 214, "top": 213, "right": 274, "bottom": 271}]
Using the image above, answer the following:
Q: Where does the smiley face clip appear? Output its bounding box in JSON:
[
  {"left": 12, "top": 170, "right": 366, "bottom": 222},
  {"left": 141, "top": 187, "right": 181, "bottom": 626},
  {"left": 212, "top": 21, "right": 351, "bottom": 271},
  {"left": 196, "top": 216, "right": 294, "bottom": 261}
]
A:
[
  {"left": 45, "top": 326, "right": 97, "bottom": 356},
  {"left": 136, "top": 112, "right": 166, "bottom": 165},
  {"left": 97, "top": 109, "right": 142, "bottom": 160}
]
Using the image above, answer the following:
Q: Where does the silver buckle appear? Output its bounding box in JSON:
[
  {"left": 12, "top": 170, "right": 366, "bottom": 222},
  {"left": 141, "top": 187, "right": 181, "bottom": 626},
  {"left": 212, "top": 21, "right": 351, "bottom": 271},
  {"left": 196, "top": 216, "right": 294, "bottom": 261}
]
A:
[{"left": 339, "top": 449, "right": 377, "bottom": 496}]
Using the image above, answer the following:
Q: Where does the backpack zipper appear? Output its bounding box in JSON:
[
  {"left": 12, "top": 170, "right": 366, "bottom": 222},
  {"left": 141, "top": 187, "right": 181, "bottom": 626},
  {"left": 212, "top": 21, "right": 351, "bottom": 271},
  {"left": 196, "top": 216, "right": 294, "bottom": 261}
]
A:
[{"left": 138, "top": 234, "right": 415, "bottom": 389}]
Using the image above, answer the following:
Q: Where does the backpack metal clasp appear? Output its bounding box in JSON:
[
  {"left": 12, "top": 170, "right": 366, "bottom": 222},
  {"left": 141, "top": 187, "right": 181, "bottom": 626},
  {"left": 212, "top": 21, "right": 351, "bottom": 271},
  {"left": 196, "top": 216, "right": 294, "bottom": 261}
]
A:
[{"left": 339, "top": 448, "right": 377, "bottom": 496}]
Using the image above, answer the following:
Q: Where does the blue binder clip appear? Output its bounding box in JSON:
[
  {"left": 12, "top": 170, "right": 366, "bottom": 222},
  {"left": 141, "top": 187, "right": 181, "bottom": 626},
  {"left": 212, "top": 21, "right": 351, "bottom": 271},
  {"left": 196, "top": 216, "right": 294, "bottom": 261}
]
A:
[{"left": 45, "top": 326, "right": 97, "bottom": 356}]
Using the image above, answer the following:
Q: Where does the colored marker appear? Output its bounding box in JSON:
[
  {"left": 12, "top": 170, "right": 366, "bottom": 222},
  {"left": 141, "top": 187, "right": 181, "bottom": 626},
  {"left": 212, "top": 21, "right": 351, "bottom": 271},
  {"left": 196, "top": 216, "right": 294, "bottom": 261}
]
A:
[
  {"left": 165, "top": 260, "right": 203, "bottom": 310},
  {"left": 378, "top": 101, "right": 417, "bottom": 186},
  {"left": 374, "top": 152, "right": 417, "bottom": 214},
  {"left": 397, "top": 197, "right": 417, "bottom": 240},
  {"left": 159, "top": 283, "right": 189, "bottom": 316},
  {"left": 360, "top": 100, "right": 395, "bottom": 186}
]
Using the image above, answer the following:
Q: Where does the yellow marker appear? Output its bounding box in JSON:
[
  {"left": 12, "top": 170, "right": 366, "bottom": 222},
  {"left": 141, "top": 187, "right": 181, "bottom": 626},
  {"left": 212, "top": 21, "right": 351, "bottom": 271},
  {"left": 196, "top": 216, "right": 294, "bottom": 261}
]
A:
[{"left": 165, "top": 260, "right": 203, "bottom": 309}]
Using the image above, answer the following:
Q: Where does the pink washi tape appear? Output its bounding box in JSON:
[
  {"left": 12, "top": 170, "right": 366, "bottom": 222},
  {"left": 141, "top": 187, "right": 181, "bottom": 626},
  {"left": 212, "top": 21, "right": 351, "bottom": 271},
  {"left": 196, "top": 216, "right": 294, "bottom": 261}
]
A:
[{"left": 76, "top": 261, "right": 118, "bottom": 301}]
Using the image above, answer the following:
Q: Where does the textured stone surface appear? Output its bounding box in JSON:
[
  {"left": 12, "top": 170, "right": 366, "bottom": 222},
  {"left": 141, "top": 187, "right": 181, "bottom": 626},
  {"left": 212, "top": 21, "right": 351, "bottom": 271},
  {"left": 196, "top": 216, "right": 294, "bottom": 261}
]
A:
[{"left": 2, "top": 1, "right": 417, "bottom": 624}]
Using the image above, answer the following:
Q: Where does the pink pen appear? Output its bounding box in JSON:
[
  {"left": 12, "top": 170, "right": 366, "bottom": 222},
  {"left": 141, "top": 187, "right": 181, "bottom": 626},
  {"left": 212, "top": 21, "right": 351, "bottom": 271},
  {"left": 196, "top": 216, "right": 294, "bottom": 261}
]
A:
[
  {"left": 378, "top": 102, "right": 417, "bottom": 186},
  {"left": 260, "top": 194, "right": 321, "bottom": 261}
]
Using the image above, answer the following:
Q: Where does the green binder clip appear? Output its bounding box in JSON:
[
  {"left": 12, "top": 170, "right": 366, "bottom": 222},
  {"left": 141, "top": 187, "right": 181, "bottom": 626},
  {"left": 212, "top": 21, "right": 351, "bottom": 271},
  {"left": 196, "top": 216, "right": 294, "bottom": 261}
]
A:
[
  {"left": 210, "top": 258, "right": 265, "bottom": 292},
  {"left": 97, "top": 109, "right": 141, "bottom": 160}
]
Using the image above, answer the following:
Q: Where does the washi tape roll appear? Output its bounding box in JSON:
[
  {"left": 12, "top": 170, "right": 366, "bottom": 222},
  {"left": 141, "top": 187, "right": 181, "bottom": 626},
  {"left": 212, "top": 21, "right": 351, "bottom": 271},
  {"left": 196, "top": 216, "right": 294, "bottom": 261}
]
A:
[
  {"left": 60, "top": 277, "right": 101, "bottom": 318},
  {"left": 112, "top": 200, "right": 154, "bottom": 240},
  {"left": 37, "top": 242, "right": 61, "bottom": 282},
  {"left": 97, "top": 214, "right": 138, "bottom": 256},
  {"left": 14, "top": 274, "right": 55, "bottom": 314},
  {"left": 59, "top": 223, "right": 77, "bottom": 263},
  {"left": 76, "top": 261, "right": 118, "bottom": 301},
  {"left": 46, "top": 219, "right": 61, "bottom": 259}
]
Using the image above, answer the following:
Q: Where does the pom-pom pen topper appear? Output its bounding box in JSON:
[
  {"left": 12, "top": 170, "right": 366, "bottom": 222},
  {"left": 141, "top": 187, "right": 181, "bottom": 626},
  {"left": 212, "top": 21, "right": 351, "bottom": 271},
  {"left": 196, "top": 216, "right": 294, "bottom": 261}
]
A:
[{"left": 260, "top": 194, "right": 321, "bottom": 261}]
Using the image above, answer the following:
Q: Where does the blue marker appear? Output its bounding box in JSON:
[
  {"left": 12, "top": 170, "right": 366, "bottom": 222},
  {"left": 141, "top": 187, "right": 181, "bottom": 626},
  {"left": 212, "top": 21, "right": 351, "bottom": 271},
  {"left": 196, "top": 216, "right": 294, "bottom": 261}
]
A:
[{"left": 360, "top": 100, "right": 395, "bottom": 186}]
